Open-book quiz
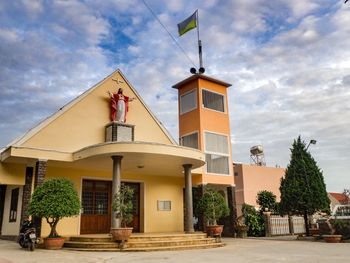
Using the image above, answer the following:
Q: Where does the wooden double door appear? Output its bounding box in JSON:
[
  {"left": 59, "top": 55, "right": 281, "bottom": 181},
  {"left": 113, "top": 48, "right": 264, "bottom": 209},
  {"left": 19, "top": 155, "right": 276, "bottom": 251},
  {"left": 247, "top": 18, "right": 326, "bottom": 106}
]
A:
[{"left": 80, "top": 180, "right": 140, "bottom": 234}]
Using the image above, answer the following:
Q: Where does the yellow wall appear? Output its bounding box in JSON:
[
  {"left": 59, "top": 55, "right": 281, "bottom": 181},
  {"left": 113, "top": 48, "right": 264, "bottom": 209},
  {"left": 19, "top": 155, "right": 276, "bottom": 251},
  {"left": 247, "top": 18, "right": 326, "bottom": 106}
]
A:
[
  {"left": 20, "top": 71, "right": 173, "bottom": 152},
  {"left": 126, "top": 173, "right": 184, "bottom": 233},
  {"left": 1, "top": 186, "right": 23, "bottom": 235},
  {"left": 0, "top": 162, "right": 26, "bottom": 185},
  {"left": 38, "top": 165, "right": 184, "bottom": 237}
]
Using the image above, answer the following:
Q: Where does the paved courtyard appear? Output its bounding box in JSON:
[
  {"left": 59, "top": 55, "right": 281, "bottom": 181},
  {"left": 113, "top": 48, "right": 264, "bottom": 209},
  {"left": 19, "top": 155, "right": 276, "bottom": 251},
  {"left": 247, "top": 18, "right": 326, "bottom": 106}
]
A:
[{"left": 0, "top": 238, "right": 349, "bottom": 263}]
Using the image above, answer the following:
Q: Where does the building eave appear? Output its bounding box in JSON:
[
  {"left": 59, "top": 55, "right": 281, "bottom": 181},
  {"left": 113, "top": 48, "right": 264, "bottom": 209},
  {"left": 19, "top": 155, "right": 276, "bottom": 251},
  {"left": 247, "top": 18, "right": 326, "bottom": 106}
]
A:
[{"left": 172, "top": 74, "right": 232, "bottom": 89}]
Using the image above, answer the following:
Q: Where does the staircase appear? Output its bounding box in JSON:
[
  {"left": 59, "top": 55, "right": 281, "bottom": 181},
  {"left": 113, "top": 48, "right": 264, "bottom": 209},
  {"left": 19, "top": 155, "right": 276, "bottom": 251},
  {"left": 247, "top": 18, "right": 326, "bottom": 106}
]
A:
[{"left": 63, "top": 232, "right": 224, "bottom": 252}]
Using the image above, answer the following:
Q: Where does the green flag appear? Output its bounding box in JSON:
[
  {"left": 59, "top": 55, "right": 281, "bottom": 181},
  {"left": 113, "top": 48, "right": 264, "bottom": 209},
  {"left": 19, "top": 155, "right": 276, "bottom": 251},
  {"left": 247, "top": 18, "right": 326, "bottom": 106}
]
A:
[{"left": 177, "top": 11, "right": 197, "bottom": 36}]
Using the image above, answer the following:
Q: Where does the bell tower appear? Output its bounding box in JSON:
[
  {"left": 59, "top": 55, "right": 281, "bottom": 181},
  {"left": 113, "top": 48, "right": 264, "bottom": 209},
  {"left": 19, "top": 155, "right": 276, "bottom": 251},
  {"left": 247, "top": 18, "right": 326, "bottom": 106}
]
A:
[{"left": 172, "top": 74, "right": 234, "bottom": 186}]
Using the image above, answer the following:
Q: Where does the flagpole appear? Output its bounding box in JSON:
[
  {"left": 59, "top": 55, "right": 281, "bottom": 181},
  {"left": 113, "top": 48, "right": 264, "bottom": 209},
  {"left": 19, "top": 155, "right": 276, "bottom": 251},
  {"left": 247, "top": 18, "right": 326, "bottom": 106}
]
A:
[{"left": 196, "top": 10, "right": 203, "bottom": 71}]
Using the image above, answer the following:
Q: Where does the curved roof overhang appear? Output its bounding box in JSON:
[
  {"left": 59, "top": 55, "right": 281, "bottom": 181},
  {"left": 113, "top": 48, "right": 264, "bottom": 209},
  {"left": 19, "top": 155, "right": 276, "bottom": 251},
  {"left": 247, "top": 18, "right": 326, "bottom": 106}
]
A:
[
  {"left": 73, "top": 142, "right": 205, "bottom": 176},
  {"left": 1, "top": 142, "right": 205, "bottom": 177}
]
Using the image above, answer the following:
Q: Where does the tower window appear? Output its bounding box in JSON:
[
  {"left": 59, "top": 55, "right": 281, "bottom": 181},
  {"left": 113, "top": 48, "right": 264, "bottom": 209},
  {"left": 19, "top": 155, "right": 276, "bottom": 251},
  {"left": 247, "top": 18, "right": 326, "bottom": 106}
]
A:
[
  {"left": 180, "top": 132, "right": 198, "bottom": 149},
  {"left": 204, "top": 132, "right": 230, "bottom": 175},
  {"left": 180, "top": 89, "right": 197, "bottom": 114},
  {"left": 202, "top": 89, "right": 225, "bottom": 112}
]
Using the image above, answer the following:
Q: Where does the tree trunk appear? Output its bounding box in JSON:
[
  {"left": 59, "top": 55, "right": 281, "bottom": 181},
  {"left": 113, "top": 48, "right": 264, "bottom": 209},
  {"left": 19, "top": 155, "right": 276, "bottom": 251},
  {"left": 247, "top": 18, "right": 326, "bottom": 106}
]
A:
[
  {"left": 303, "top": 211, "right": 309, "bottom": 236},
  {"left": 47, "top": 218, "right": 60, "bottom": 238}
]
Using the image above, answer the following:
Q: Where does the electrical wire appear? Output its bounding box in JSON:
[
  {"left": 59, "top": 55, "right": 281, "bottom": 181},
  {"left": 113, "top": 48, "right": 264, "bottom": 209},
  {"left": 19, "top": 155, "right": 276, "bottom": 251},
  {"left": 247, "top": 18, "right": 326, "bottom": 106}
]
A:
[{"left": 141, "top": 0, "right": 197, "bottom": 68}]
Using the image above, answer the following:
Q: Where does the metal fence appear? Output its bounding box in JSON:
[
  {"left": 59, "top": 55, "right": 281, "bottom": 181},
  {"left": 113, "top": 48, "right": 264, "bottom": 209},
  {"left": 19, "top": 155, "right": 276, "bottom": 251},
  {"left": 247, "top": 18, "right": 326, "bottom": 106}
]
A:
[
  {"left": 266, "top": 214, "right": 305, "bottom": 236},
  {"left": 292, "top": 216, "right": 306, "bottom": 234},
  {"left": 270, "top": 216, "right": 290, "bottom": 235}
]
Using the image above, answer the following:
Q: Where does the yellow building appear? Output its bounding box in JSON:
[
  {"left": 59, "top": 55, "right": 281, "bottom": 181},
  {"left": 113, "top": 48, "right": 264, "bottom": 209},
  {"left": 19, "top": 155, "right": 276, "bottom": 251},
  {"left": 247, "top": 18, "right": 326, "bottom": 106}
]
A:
[{"left": 0, "top": 69, "right": 236, "bottom": 238}]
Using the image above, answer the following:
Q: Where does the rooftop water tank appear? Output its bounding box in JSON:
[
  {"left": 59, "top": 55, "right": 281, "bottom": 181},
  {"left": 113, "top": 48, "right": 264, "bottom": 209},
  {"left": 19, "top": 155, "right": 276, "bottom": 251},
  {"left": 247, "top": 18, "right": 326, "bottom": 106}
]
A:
[{"left": 250, "top": 145, "right": 264, "bottom": 155}]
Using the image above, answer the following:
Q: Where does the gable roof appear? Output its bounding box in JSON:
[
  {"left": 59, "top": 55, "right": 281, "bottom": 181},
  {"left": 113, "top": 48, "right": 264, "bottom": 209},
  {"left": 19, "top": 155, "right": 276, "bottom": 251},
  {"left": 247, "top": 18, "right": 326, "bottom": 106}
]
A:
[
  {"left": 3, "top": 69, "right": 176, "bottom": 151},
  {"left": 329, "top": 192, "right": 349, "bottom": 204}
]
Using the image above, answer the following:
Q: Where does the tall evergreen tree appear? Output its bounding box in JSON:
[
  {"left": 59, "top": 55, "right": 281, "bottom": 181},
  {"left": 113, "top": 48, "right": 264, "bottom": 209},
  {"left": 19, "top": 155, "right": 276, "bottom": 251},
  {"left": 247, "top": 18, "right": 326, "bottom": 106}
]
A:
[{"left": 280, "top": 136, "right": 330, "bottom": 236}]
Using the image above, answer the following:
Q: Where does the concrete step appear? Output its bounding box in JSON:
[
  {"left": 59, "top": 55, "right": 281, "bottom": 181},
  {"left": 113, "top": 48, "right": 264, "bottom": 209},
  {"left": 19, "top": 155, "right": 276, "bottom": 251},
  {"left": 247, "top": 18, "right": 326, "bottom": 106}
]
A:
[
  {"left": 63, "top": 232, "right": 223, "bottom": 252},
  {"left": 127, "top": 238, "right": 216, "bottom": 248},
  {"left": 64, "top": 241, "right": 119, "bottom": 249},
  {"left": 128, "top": 233, "right": 207, "bottom": 242},
  {"left": 123, "top": 242, "right": 225, "bottom": 252},
  {"left": 64, "top": 237, "right": 216, "bottom": 249},
  {"left": 69, "top": 236, "right": 113, "bottom": 242},
  {"left": 63, "top": 242, "right": 225, "bottom": 252}
]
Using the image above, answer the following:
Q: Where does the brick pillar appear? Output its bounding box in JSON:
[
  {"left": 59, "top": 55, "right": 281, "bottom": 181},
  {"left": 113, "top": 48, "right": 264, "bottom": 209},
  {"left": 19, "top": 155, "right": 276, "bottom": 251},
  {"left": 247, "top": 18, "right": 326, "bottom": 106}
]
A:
[
  {"left": 263, "top": 211, "right": 272, "bottom": 237},
  {"left": 225, "top": 186, "right": 237, "bottom": 237},
  {"left": 194, "top": 184, "right": 205, "bottom": 232},
  {"left": 33, "top": 159, "right": 47, "bottom": 237},
  {"left": 20, "top": 167, "right": 34, "bottom": 224},
  {"left": 34, "top": 160, "right": 47, "bottom": 188}
]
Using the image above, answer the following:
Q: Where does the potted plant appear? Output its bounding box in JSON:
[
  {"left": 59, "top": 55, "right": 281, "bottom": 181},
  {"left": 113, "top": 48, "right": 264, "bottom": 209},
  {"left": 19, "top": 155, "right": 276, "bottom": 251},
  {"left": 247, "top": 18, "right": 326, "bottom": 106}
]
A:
[
  {"left": 321, "top": 217, "right": 342, "bottom": 243},
  {"left": 235, "top": 215, "right": 248, "bottom": 238},
  {"left": 198, "top": 188, "right": 230, "bottom": 237},
  {"left": 110, "top": 185, "right": 134, "bottom": 244},
  {"left": 28, "top": 178, "right": 80, "bottom": 249}
]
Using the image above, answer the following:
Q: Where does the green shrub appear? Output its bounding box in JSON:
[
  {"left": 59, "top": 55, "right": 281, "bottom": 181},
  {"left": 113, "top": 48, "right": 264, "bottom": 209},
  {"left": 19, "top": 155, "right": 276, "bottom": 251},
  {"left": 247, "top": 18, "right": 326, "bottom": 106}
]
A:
[
  {"left": 257, "top": 190, "right": 276, "bottom": 212},
  {"left": 198, "top": 188, "right": 230, "bottom": 225},
  {"left": 242, "top": 203, "right": 265, "bottom": 237},
  {"left": 112, "top": 185, "right": 134, "bottom": 227},
  {"left": 333, "top": 219, "right": 350, "bottom": 240}
]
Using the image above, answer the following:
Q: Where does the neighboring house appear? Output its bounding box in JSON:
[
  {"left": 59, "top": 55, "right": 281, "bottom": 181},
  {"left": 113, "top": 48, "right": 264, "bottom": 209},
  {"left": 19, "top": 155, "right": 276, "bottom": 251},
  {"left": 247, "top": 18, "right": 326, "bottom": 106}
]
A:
[
  {"left": 234, "top": 163, "right": 285, "bottom": 216},
  {"left": 0, "top": 70, "right": 236, "bottom": 238},
  {"left": 328, "top": 192, "right": 350, "bottom": 212}
]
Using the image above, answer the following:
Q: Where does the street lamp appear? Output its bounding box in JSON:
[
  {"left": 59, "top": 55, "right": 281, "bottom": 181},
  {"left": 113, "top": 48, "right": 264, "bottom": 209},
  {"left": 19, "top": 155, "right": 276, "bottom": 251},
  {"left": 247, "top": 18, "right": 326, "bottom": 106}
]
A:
[{"left": 306, "top": 139, "right": 317, "bottom": 151}]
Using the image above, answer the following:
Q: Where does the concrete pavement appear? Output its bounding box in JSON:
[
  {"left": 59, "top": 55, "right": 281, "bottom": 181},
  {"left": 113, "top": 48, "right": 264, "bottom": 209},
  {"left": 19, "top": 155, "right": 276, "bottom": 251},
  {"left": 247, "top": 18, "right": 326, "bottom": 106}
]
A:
[{"left": 0, "top": 238, "right": 349, "bottom": 263}]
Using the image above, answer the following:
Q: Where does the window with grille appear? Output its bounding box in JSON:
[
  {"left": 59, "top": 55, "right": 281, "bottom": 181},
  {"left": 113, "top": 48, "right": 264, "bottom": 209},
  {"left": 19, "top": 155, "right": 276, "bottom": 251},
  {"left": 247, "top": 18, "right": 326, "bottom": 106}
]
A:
[
  {"left": 180, "top": 89, "right": 197, "bottom": 114},
  {"left": 180, "top": 132, "right": 198, "bottom": 149},
  {"left": 202, "top": 89, "right": 225, "bottom": 112},
  {"left": 204, "top": 132, "right": 230, "bottom": 175},
  {"left": 9, "top": 188, "right": 19, "bottom": 222},
  {"left": 82, "top": 180, "right": 110, "bottom": 215}
]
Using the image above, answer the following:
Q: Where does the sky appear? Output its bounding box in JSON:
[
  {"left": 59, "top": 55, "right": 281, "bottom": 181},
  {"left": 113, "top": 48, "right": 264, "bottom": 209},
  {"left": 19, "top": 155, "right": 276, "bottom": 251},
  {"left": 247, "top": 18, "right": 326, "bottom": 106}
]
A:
[{"left": 0, "top": 0, "right": 349, "bottom": 192}]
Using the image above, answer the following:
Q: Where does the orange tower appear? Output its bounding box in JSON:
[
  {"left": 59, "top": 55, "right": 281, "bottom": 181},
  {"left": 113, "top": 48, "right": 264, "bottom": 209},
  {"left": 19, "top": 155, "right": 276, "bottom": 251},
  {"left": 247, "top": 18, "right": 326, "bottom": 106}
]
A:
[{"left": 173, "top": 74, "right": 234, "bottom": 186}]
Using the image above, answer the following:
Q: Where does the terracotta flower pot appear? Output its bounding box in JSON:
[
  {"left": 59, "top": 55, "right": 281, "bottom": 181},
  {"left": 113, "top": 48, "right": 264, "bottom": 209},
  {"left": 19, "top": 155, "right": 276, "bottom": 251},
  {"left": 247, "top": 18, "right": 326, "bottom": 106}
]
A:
[
  {"left": 110, "top": 227, "right": 133, "bottom": 242},
  {"left": 309, "top": 228, "right": 320, "bottom": 236},
  {"left": 237, "top": 225, "right": 248, "bottom": 238},
  {"left": 206, "top": 225, "right": 224, "bottom": 237},
  {"left": 323, "top": 235, "right": 342, "bottom": 243},
  {"left": 43, "top": 237, "right": 65, "bottom": 250}
]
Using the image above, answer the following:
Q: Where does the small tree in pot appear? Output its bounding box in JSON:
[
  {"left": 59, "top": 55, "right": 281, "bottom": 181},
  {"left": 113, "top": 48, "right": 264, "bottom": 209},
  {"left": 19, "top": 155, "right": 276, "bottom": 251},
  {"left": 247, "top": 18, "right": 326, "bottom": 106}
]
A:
[
  {"left": 28, "top": 178, "right": 80, "bottom": 249},
  {"left": 110, "top": 185, "right": 134, "bottom": 244},
  {"left": 198, "top": 188, "right": 230, "bottom": 237}
]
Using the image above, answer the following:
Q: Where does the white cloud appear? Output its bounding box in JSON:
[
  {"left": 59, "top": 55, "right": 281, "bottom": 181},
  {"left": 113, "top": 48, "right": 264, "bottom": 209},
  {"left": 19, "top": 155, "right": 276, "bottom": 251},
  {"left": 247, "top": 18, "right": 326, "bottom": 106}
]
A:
[
  {"left": 21, "top": 0, "right": 44, "bottom": 17},
  {"left": 0, "top": 28, "right": 19, "bottom": 42},
  {"left": 0, "top": 0, "right": 349, "bottom": 192}
]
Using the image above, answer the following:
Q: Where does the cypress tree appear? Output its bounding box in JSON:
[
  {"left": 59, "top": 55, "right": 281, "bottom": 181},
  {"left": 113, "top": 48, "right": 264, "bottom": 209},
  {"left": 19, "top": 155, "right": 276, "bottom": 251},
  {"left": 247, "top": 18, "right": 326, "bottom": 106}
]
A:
[{"left": 280, "top": 136, "right": 330, "bottom": 236}]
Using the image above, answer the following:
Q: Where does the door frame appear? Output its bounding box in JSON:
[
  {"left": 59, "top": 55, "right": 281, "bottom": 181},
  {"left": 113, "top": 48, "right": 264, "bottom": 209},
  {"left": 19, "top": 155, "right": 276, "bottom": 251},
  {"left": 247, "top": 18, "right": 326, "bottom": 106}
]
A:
[
  {"left": 79, "top": 178, "right": 144, "bottom": 234},
  {"left": 80, "top": 179, "right": 112, "bottom": 234}
]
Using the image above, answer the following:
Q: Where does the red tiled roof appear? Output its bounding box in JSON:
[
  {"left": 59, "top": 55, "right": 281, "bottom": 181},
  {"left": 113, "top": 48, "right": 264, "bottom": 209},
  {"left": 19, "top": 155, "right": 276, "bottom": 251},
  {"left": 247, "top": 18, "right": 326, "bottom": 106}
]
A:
[{"left": 329, "top": 192, "right": 349, "bottom": 204}]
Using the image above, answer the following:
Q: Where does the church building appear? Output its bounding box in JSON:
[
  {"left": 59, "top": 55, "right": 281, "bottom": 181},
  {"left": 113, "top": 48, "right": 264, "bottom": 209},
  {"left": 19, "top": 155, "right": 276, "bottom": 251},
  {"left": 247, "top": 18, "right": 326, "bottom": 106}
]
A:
[{"left": 0, "top": 69, "right": 235, "bottom": 238}]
